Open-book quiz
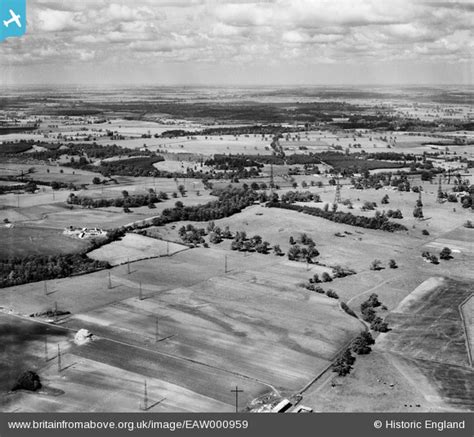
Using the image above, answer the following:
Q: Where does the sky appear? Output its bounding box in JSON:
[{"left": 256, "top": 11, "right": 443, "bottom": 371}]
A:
[{"left": 0, "top": 0, "right": 472, "bottom": 86}]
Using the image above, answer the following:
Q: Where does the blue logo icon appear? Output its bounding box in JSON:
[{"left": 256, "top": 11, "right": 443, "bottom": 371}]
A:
[{"left": 1, "top": 0, "right": 26, "bottom": 42}]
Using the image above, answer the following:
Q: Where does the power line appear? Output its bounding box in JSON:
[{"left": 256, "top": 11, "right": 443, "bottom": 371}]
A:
[{"left": 334, "top": 176, "right": 341, "bottom": 204}]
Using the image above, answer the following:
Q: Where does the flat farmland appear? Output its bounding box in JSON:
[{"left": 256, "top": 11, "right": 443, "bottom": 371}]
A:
[
  {"left": 378, "top": 278, "right": 472, "bottom": 368},
  {"left": 1, "top": 247, "right": 361, "bottom": 411},
  {"left": 1, "top": 224, "right": 90, "bottom": 258},
  {"left": 88, "top": 233, "right": 188, "bottom": 265},
  {"left": 3, "top": 190, "right": 216, "bottom": 230},
  {"left": 4, "top": 355, "right": 234, "bottom": 413},
  {"left": 190, "top": 204, "right": 417, "bottom": 272},
  {"left": 302, "top": 278, "right": 474, "bottom": 412},
  {"left": 63, "top": 276, "right": 359, "bottom": 391},
  {"left": 0, "top": 313, "right": 71, "bottom": 410},
  {"left": 374, "top": 278, "right": 474, "bottom": 410},
  {"left": 302, "top": 350, "right": 444, "bottom": 412},
  {"left": 0, "top": 315, "right": 235, "bottom": 413},
  {"left": 0, "top": 162, "right": 99, "bottom": 186}
]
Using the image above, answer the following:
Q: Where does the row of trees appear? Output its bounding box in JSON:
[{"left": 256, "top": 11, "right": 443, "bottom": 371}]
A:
[
  {"left": 30, "top": 142, "right": 154, "bottom": 162},
  {"left": 360, "top": 294, "right": 389, "bottom": 332},
  {"left": 268, "top": 202, "right": 408, "bottom": 232},
  {"left": 67, "top": 190, "right": 168, "bottom": 209},
  {"left": 0, "top": 184, "right": 26, "bottom": 195},
  {"left": 303, "top": 282, "right": 339, "bottom": 299},
  {"left": 150, "top": 186, "right": 260, "bottom": 227}
]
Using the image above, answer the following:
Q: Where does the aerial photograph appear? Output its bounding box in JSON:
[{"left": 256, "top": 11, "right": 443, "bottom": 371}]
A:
[{"left": 0, "top": 0, "right": 472, "bottom": 417}]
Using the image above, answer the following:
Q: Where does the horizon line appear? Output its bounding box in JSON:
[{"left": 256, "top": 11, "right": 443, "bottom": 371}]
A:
[{"left": 1, "top": 83, "right": 473, "bottom": 88}]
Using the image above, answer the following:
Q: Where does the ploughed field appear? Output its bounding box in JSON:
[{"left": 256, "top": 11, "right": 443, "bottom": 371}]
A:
[
  {"left": 376, "top": 278, "right": 474, "bottom": 410},
  {"left": 0, "top": 247, "right": 361, "bottom": 412}
]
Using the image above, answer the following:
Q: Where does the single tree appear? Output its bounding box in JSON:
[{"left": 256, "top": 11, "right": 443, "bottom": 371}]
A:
[
  {"left": 370, "top": 259, "right": 383, "bottom": 271},
  {"left": 439, "top": 247, "right": 452, "bottom": 260}
]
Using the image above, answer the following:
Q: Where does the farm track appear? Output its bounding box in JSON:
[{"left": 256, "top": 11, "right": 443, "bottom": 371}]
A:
[{"left": 296, "top": 298, "right": 368, "bottom": 399}]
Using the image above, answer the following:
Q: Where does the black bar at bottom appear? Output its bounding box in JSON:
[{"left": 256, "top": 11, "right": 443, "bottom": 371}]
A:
[{"left": 0, "top": 413, "right": 472, "bottom": 437}]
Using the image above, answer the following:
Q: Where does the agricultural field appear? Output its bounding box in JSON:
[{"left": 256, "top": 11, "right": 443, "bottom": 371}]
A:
[
  {"left": 1, "top": 225, "right": 90, "bottom": 258},
  {"left": 303, "top": 277, "right": 474, "bottom": 412},
  {"left": 0, "top": 247, "right": 361, "bottom": 412},
  {"left": 88, "top": 233, "right": 188, "bottom": 265},
  {"left": 0, "top": 84, "right": 473, "bottom": 414}
]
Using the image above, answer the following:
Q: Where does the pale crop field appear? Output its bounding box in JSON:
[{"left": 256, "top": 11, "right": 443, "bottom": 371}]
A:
[{"left": 88, "top": 233, "right": 188, "bottom": 265}]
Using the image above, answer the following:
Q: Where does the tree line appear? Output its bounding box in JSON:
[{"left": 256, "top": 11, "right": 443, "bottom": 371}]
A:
[
  {"left": 0, "top": 253, "right": 110, "bottom": 288},
  {"left": 150, "top": 186, "right": 261, "bottom": 226},
  {"left": 67, "top": 190, "right": 168, "bottom": 209},
  {"left": 267, "top": 201, "right": 408, "bottom": 232}
]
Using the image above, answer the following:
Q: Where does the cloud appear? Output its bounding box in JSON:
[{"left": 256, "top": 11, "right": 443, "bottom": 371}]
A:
[
  {"left": 0, "top": 0, "right": 471, "bottom": 84},
  {"left": 35, "top": 9, "right": 80, "bottom": 32}
]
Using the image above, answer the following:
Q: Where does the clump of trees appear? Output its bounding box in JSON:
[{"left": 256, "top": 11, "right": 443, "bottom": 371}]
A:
[
  {"left": 360, "top": 293, "right": 381, "bottom": 323},
  {"left": 287, "top": 233, "right": 320, "bottom": 263},
  {"left": 280, "top": 191, "right": 321, "bottom": 203},
  {"left": 413, "top": 206, "right": 424, "bottom": 219},
  {"left": 332, "top": 265, "right": 356, "bottom": 278},
  {"left": 332, "top": 349, "right": 355, "bottom": 376},
  {"left": 178, "top": 225, "right": 206, "bottom": 247},
  {"left": 360, "top": 293, "right": 389, "bottom": 332},
  {"left": 0, "top": 253, "right": 110, "bottom": 288},
  {"left": 231, "top": 231, "right": 271, "bottom": 254},
  {"left": 439, "top": 247, "right": 452, "bottom": 260},
  {"left": 386, "top": 209, "right": 403, "bottom": 219},
  {"left": 333, "top": 331, "right": 376, "bottom": 377},
  {"left": 361, "top": 201, "right": 377, "bottom": 211},
  {"left": 66, "top": 156, "right": 165, "bottom": 177},
  {"left": 421, "top": 251, "right": 439, "bottom": 264},
  {"left": 370, "top": 317, "right": 389, "bottom": 332},
  {"left": 206, "top": 222, "right": 229, "bottom": 244},
  {"left": 12, "top": 371, "right": 42, "bottom": 391},
  {"left": 352, "top": 331, "right": 375, "bottom": 355}
]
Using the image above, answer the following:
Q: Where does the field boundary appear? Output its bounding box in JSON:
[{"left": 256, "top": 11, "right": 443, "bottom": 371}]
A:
[{"left": 458, "top": 293, "right": 473, "bottom": 368}]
